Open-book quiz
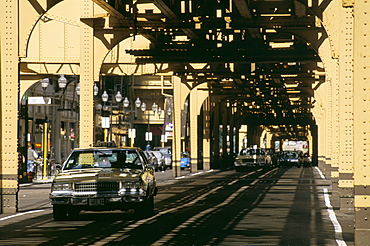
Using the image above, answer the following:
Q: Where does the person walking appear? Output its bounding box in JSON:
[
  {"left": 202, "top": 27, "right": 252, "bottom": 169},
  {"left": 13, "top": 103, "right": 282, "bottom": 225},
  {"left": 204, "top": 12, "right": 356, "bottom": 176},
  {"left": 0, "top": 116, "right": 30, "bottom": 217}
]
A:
[{"left": 27, "top": 144, "right": 38, "bottom": 181}]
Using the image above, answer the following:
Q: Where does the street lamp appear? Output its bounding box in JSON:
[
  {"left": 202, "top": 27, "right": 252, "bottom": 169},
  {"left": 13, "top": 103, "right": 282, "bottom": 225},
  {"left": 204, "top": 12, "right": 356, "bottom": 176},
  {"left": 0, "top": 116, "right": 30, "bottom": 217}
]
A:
[
  {"left": 101, "top": 91, "right": 110, "bottom": 142},
  {"left": 122, "top": 97, "right": 138, "bottom": 147},
  {"left": 40, "top": 78, "right": 50, "bottom": 181},
  {"left": 94, "top": 83, "right": 99, "bottom": 96},
  {"left": 123, "top": 97, "right": 129, "bottom": 108},
  {"left": 102, "top": 90, "right": 109, "bottom": 102},
  {"left": 58, "top": 75, "right": 67, "bottom": 89},
  {"left": 41, "top": 78, "right": 49, "bottom": 90},
  {"left": 115, "top": 91, "right": 122, "bottom": 103},
  {"left": 141, "top": 102, "right": 159, "bottom": 150},
  {"left": 75, "top": 83, "right": 80, "bottom": 96}
]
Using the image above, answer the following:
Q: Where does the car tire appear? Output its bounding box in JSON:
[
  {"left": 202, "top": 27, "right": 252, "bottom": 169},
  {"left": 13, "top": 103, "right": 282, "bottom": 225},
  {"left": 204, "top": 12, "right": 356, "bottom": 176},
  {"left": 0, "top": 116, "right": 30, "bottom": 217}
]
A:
[{"left": 53, "top": 205, "right": 68, "bottom": 221}]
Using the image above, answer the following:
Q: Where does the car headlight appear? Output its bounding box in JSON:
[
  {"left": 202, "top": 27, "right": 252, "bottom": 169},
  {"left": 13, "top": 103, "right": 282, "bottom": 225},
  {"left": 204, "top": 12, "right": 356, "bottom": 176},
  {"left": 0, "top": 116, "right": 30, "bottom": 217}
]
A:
[
  {"left": 52, "top": 182, "right": 73, "bottom": 191},
  {"left": 122, "top": 181, "right": 142, "bottom": 189}
]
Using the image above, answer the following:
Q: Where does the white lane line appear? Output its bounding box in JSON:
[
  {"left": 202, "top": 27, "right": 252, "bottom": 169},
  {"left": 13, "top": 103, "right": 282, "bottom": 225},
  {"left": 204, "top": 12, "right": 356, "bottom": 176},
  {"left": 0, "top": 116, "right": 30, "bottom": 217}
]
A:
[
  {"left": 316, "top": 167, "right": 346, "bottom": 245},
  {"left": 0, "top": 210, "right": 45, "bottom": 221},
  {"left": 315, "top": 166, "right": 326, "bottom": 180},
  {"left": 323, "top": 188, "right": 347, "bottom": 246}
]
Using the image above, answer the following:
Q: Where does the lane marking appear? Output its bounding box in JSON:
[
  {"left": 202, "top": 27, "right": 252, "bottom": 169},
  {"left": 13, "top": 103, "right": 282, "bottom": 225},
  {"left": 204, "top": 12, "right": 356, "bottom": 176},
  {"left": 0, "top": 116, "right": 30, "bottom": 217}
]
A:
[
  {"left": 315, "top": 166, "right": 326, "bottom": 180},
  {"left": 0, "top": 210, "right": 45, "bottom": 222},
  {"left": 323, "top": 188, "right": 347, "bottom": 246},
  {"left": 316, "top": 167, "right": 346, "bottom": 245}
]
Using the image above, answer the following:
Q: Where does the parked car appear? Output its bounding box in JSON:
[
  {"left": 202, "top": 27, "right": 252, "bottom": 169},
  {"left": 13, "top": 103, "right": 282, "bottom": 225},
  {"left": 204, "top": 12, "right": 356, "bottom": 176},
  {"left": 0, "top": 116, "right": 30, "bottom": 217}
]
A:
[
  {"left": 144, "top": 151, "right": 159, "bottom": 171},
  {"left": 153, "top": 146, "right": 172, "bottom": 169},
  {"left": 49, "top": 146, "right": 157, "bottom": 220},
  {"left": 277, "top": 151, "right": 302, "bottom": 168},
  {"left": 234, "top": 147, "right": 269, "bottom": 171},
  {"left": 180, "top": 152, "right": 190, "bottom": 170},
  {"left": 151, "top": 150, "right": 166, "bottom": 171}
]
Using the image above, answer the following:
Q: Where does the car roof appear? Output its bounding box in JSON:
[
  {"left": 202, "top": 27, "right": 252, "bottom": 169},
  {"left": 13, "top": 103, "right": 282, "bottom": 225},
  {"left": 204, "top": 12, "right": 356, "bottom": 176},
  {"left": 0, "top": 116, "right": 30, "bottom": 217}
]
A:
[{"left": 71, "top": 146, "right": 142, "bottom": 151}]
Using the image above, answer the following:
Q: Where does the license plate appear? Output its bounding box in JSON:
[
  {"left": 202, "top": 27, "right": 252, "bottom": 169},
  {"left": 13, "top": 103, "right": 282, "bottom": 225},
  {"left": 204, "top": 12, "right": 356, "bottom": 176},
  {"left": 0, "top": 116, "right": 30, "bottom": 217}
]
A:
[{"left": 89, "top": 198, "right": 105, "bottom": 206}]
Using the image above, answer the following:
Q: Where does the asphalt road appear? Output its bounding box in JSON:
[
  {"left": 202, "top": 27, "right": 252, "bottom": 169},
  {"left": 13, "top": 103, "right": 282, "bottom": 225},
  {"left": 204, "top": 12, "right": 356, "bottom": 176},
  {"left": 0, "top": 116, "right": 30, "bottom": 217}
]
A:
[{"left": 0, "top": 167, "right": 354, "bottom": 245}]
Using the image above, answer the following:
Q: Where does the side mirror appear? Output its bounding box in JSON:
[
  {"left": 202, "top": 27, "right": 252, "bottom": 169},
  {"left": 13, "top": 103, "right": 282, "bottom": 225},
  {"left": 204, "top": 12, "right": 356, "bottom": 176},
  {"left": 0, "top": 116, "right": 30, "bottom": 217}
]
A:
[{"left": 146, "top": 166, "right": 155, "bottom": 173}]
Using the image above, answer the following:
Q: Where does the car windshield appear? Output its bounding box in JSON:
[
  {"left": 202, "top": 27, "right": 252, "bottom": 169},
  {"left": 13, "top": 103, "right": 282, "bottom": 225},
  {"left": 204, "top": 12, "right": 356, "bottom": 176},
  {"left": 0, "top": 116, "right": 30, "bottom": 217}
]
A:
[
  {"left": 63, "top": 149, "right": 144, "bottom": 170},
  {"left": 282, "top": 151, "right": 298, "bottom": 158},
  {"left": 240, "top": 149, "right": 265, "bottom": 156},
  {"left": 155, "top": 147, "right": 171, "bottom": 156}
]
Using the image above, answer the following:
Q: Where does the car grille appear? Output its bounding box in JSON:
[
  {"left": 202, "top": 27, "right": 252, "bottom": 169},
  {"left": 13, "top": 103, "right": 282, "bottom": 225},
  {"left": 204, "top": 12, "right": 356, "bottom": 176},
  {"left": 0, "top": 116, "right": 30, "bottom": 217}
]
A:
[{"left": 75, "top": 182, "right": 119, "bottom": 193}]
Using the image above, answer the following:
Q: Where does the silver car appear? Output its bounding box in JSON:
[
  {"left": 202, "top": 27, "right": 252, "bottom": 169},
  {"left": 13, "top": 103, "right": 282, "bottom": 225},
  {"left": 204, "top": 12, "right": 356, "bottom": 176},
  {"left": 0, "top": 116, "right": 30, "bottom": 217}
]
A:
[{"left": 151, "top": 150, "right": 166, "bottom": 171}]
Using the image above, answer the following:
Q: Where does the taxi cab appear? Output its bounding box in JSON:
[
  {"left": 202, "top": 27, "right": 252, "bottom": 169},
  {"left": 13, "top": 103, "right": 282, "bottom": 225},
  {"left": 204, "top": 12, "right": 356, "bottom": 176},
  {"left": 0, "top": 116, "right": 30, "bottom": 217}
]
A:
[
  {"left": 49, "top": 144, "right": 157, "bottom": 220},
  {"left": 234, "top": 147, "right": 269, "bottom": 171}
]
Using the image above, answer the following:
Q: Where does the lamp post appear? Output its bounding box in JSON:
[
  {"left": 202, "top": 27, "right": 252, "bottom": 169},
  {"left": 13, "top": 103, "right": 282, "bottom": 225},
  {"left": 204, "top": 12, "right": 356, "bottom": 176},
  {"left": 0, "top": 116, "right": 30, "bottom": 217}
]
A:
[
  {"left": 141, "top": 101, "right": 159, "bottom": 150},
  {"left": 40, "top": 78, "right": 49, "bottom": 180},
  {"left": 101, "top": 90, "right": 123, "bottom": 143},
  {"left": 101, "top": 90, "right": 109, "bottom": 142},
  {"left": 123, "top": 97, "right": 139, "bottom": 147}
]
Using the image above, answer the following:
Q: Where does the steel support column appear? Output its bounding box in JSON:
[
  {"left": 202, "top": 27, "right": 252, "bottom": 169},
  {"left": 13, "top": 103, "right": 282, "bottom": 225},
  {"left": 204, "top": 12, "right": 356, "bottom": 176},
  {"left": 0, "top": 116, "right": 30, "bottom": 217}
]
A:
[
  {"left": 202, "top": 97, "right": 211, "bottom": 170},
  {"left": 172, "top": 76, "right": 184, "bottom": 177},
  {"left": 189, "top": 83, "right": 209, "bottom": 173},
  {"left": 211, "top": 99, "right": 221, "bottom": 169},
  {"left": 0, "top": 0, "right": 19, "bottom": 213},
  {"left": 79, "top": 0, "right": 95, "bottom": 148},
  {"left": 338, "top": 6, "right": 354, "bottom": 213},
  {"left": 353, "top": 1, "right": 370, "bottom": 243}
]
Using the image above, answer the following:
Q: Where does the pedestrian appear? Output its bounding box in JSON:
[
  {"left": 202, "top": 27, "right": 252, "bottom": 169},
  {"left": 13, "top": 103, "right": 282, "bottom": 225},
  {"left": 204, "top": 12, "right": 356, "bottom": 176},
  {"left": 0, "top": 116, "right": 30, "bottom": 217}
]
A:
[{"left": 27, "top": 144, "right": 38, "bottom": 173}]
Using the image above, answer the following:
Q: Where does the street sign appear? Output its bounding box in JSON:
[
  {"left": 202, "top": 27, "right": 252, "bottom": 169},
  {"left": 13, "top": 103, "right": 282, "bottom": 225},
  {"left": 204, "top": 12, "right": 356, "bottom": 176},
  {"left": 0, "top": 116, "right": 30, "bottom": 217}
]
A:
[
  {"left": 28, "top": 97, "right": 51, "bottom": 105},
  {"left": 102, "top": 117, "right": 110, "bottom": 128},
  {"left": 145, "top": 132, "right": 152, "bottom": 141},
  {"left": 161, "top": 134, "right": 167, "bottom": 143},
  {"left": 128, "top": 128, "right": 136, "bottom": 139}
]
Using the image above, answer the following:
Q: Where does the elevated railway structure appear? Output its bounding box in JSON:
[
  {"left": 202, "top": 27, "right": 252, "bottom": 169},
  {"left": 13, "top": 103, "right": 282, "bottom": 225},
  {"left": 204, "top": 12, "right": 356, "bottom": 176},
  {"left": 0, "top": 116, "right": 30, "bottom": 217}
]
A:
[{"left": 0, "top": 0, "right": 368, "bottom": 243}]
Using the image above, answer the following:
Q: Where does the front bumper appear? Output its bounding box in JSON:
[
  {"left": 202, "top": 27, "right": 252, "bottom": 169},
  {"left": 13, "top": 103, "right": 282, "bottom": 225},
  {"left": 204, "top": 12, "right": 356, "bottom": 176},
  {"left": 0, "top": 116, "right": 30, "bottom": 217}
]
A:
[
  {"left": 50, "top": 189, "right": 147, "bottom": 206},
  {"left": 234, "top": 161, "right": 265, "bottom": 167}
]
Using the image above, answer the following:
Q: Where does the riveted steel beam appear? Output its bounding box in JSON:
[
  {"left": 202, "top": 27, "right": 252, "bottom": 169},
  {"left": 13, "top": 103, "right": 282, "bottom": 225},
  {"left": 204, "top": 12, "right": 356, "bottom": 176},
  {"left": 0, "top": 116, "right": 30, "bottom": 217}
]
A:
[
  {"left": 0, "top": 0, "right": 19, "bottom": 214},
  {"left": 79, "top": 0, "right": 95, "bottom": 148},
  {"left": 338, "top": 7, "right": 354, "bottom": 213},
  {"left": 353, "top": 1, "right": 370, "bottom": 243}
]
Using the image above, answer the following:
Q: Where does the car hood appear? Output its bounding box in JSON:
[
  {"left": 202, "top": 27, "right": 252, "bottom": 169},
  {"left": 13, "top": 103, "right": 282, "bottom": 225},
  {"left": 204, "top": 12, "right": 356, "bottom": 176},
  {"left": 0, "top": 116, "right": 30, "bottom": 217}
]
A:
[{"left": 53, "top": 168, "right": 144, "bottom": 182}]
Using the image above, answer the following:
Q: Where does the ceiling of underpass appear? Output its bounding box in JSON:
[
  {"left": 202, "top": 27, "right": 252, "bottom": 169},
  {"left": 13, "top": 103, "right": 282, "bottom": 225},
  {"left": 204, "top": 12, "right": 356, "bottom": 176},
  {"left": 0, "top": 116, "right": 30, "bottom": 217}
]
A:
[{"left": 96, "top": 0, "right": 326, "bottom": 139}]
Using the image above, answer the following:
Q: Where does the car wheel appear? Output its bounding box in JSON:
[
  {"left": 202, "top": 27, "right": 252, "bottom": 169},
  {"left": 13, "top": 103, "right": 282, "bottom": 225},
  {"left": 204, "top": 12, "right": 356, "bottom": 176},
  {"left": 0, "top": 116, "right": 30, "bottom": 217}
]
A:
[{"left": 53, "top": 205, "right": 68, "bottom": 221}]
